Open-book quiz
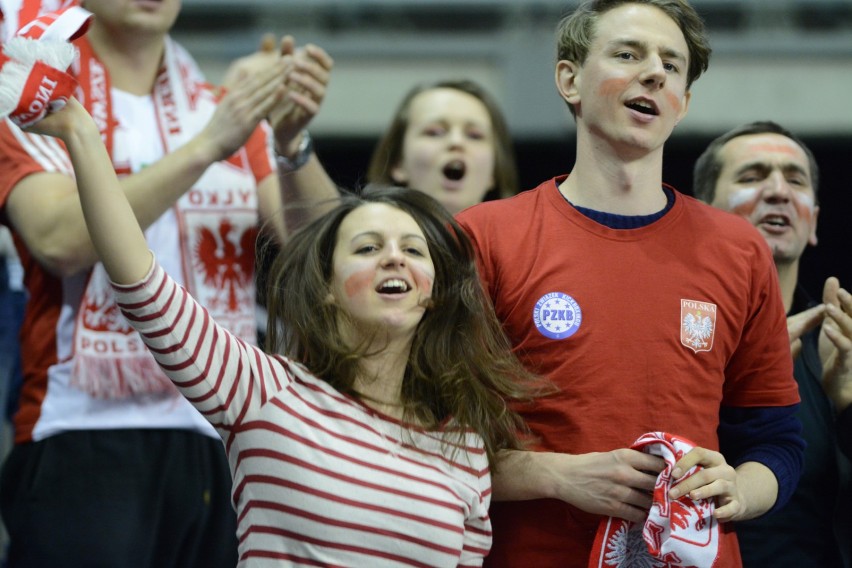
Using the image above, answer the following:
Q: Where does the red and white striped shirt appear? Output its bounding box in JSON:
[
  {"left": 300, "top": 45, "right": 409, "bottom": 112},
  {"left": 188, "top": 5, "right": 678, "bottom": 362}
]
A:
[{"left": 113, "top": 261, "right": 493, "bottom": 567}]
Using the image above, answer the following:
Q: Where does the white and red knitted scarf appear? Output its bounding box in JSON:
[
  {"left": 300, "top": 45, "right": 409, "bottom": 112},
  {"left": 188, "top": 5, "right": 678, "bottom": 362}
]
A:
[
  {"left": 0, "top": 4, "right": 90, "bottom": 126},
  {"left": 589, "top": 432, "right": 721, "bottom": 568},
  {"left": 2, "top": 0, "right": 263, "bottom": 400}
]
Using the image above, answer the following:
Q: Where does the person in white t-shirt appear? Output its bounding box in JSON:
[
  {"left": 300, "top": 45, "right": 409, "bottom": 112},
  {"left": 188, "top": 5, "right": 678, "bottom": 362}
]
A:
[{"left": 0, "top": 1, "right": 331, "bottom": 565}]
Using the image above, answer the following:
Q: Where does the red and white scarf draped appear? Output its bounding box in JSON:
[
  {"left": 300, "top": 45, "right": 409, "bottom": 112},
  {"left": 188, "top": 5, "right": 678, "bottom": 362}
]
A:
[
  {"left": 0, "top": 4, "right": 90, "bottom": 127},
  {"left": 2, "top": 0, "right": 262, "bottom": 400},
  {"left": 0, "top": 0, "right": 76, "bottom": 39},
  {"left": 589, "top": 432, "right": 721, "bottom": 568}
]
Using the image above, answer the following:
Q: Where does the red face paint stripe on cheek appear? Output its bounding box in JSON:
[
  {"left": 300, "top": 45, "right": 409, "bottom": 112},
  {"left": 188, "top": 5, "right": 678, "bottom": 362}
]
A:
[
  {"left": 664, "top": 90, "right": 682, "bottom": 112},
  {"left": 598, "top": 77, "right": 630, "bottom": 99},
  {"left": 343, "top": 270, "right": 374, "bottom": 299},
  {"left": 732, "top": 202, "right": 759, "bottom": 216},
  {"left": 412, "top": 271, "right": 433, "bottom": 298}
]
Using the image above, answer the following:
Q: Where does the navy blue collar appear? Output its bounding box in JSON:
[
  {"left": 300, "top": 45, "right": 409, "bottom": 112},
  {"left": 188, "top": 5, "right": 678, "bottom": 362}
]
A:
[{"left": 569, "top": 187, "right": 675, "bottom": 229}]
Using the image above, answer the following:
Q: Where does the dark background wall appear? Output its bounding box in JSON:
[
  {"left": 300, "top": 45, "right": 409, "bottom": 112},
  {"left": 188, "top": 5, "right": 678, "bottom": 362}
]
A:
[{"left": 315, "top": 134, "right": 852, "bottom": 303}]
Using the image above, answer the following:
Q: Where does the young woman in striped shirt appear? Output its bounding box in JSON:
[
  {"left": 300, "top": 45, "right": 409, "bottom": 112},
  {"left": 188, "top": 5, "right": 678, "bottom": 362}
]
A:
[{"left": 26, "top": 72, "right": 539, "bottom": 566}]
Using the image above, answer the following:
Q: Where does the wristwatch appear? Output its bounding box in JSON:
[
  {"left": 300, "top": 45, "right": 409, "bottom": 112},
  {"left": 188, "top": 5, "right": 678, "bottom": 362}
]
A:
[{"left": 275, "top": 131, "right": 313, "bottom": 172}]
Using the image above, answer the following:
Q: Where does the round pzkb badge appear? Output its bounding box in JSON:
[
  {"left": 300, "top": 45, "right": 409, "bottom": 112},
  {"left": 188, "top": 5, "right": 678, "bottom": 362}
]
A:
[{"left": 533, "top": 292, "right": 582, "bottom": 340}]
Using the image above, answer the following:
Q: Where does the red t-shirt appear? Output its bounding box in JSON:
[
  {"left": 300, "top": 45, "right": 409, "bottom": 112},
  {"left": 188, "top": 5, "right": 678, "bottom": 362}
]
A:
[{"left": 456, "top": 177, "right": 799, "bottom": 567}]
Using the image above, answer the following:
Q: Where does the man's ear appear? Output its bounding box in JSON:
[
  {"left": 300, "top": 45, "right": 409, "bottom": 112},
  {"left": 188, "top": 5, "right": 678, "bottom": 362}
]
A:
[{"left": 555, "top": 60, "right": 581, "bottom": 106}]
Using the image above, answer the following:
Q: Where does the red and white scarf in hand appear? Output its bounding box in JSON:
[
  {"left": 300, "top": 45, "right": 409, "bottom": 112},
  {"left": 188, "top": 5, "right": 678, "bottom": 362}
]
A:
[
  {"left": 3, "top": 0, "right": 266, "bottom": 401},
  {"left": 0, "top": 4, "right": 91, "bottom": 127},
  {"left": 589, "top": 432, "right": 721, "bottom": 568}
]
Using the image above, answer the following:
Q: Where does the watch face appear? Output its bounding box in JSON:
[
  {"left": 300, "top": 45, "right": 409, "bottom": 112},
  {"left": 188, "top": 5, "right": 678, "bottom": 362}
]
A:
[{"left": 276, "top": 132, "right": 312, "bottom": 172}]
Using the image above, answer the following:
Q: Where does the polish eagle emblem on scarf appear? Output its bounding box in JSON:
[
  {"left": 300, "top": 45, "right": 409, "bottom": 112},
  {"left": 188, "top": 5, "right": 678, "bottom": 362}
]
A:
[
  {"left": 590, "top": 432, "right": 720, "bottom": 568},
  {"left": 680, "top": 299, "right": 717, "bottom": 354},
  {"left": 194, "top": 219, "right": 257, "bottom": 313}
]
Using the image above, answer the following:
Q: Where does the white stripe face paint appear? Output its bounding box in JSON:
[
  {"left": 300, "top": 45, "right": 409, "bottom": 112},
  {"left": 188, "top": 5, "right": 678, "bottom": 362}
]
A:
[
  {"left": 792, "top": 191, "right": 815, "bottom": 214},
  {"left": 726, "top": 187, "right": 758, "bottom": 213}
]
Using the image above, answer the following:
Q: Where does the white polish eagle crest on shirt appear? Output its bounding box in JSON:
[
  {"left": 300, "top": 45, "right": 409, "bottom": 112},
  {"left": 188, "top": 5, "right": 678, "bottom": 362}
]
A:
[{"left": 680, "top": 299, "right": 717, "bottom": 354}]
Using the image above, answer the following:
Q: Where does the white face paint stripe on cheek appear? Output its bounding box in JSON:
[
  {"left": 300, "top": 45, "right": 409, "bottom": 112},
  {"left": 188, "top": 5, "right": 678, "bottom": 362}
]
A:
[
  {"left": 793, "top": 191, "right": 815, "bottom": 213},
  {"left": 726, "top": 188, "right": 758, "bottom": 210}
]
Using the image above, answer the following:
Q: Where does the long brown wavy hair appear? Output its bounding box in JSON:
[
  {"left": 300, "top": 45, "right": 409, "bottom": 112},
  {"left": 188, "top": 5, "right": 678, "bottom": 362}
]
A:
[{"left": 263, "top": 185, "right": 542, "bottom": 466}]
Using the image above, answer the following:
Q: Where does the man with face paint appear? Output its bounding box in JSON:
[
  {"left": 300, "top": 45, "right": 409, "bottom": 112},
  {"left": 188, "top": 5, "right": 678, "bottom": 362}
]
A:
[{"left": 694, "top": 120, "right": 852, "bottom": 568}]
